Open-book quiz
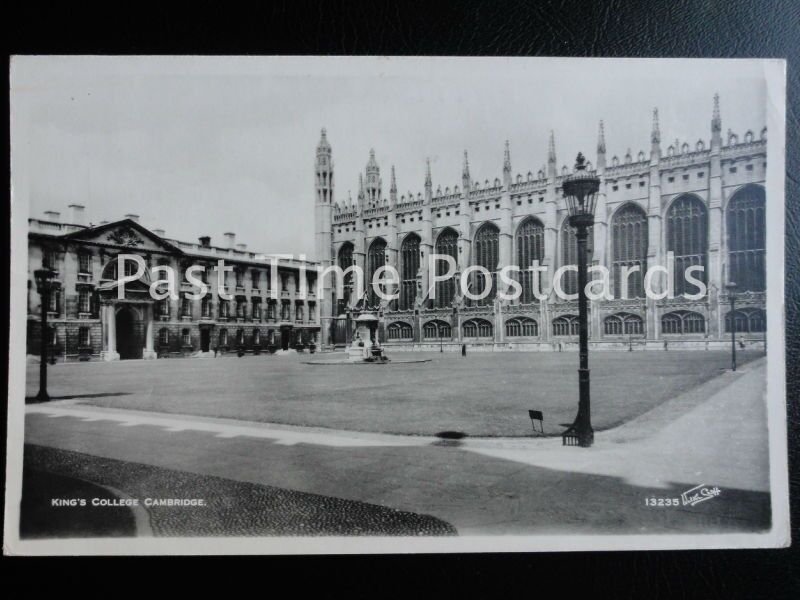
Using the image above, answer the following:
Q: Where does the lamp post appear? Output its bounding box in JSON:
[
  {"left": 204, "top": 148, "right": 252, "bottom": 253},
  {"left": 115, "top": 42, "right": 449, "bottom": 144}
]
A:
[
  {"left": 562, "top": 153, "right": 600, "bottom": 448},
  {"left": 33, "top": 268, "right": 57, "bottom": 402},
  {"left": 726, "top": 282, "right": 737, "bottom": 372}
]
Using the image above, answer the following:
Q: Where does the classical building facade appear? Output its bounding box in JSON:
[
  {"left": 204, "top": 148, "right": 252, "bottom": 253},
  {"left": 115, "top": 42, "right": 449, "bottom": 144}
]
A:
[
  {"left": 27, "top": 209, "right": 320, "bottom": 361},
  {"left": 315, "top": 95, "right": 767, "bottom": 350}
]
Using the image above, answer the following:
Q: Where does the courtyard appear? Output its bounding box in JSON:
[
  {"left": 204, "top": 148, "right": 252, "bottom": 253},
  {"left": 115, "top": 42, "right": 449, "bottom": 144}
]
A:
[{"left": 25, "top": 349, "right": 762, "bottom": 437}]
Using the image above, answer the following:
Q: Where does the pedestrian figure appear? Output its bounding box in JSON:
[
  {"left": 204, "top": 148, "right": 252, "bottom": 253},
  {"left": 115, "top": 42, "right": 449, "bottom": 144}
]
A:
[
  {"left": 461, "top": 343, "right": 466, "bottom": 357},
  {"left": 738, "top": 336, "right": 746, "bottom": 349},
  {"left": 213, "top": 345, "right": 218, "bottom": 358}
]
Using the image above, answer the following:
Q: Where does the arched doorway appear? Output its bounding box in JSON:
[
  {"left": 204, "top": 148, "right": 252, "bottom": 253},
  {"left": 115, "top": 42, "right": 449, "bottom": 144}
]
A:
[{"left": 115, "top": 306, "right": 142, "bottom": 359}]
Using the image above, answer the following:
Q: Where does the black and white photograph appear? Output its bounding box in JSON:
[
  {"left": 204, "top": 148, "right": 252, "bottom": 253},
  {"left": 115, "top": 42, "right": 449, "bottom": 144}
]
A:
[{"left": 4, "top": 55, "right": 789, "bottom": 555}]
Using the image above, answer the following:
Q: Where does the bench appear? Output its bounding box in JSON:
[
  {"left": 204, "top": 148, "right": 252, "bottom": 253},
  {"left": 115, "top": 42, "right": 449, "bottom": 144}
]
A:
[{"left": 561, "top": 423, "right": 579, "bottom": 446}]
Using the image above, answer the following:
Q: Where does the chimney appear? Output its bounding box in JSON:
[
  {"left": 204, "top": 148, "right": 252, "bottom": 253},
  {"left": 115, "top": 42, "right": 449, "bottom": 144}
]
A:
[
  {"left": 224, "top": 232, "right": 236, "bottom": 248},
  {"left": 68, "top": 204, "right": 86, "bottom": 225},
  {"left": 236, "top": 243, "right": 247, "bottom": 252},
  {"left": 198, "top": 236, "right": 211, "bottom": 248},
  {"left": 43, "top": 210, "right": 60, "bottom": 222},
  {"left": 124, "top": 214, "right": 140, "bottom": 223},
  {"left": 153, "top": 228, "right": 165, "bottom": 237}
]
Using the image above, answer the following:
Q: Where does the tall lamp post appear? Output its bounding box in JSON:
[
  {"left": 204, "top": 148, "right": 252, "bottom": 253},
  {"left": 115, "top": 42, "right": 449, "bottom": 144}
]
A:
[
  {"left": 562, "top": 153, "right": 600, "bottom": 447},
  {"left": 726, "top": 282, "right": 737, "bottom": 372},
  {"left": 34, "top": 268, "right": 57, "bottom": 403}
]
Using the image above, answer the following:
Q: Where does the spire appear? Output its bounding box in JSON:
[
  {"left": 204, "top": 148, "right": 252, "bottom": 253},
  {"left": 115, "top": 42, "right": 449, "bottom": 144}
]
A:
[
  {"left": 390, "top": 165, "right": 397, "bottom": 205},
  {"left": 712, "top": 93, "right": 721, "bottom": 132},
  {"left": 462, "top": 150, "right": 471, "bottom": 191},
  {"left": 503, "top": 140, "right": 512, "bottom": 173},
  {"left": 651, "top": 109, "right": 660, "bottom": 144},
  {"left": 596, "top": 121, "right": 606, "bottom": 172},
  {"left": 649, "top": 108, "right": 661, "bottom": 164},
  {"left": 366, "top": 148, "right": 379, "bottom": 174},
  {"left": 424, "top": 158, "right": 433, "bottom": 203},
  {"left": 547, "top": 131, "right": 556, "bottom": 165},
  {"left": 317, "top": 127, "right": 331, "bottom": 153},
  {"left": 546, "top": 131, "right": 556, "bottom": 179},
  {"left": 425, "top": 158, "right": 432, "bottom": 188},
  {"left": 357, "top": 173, "right": 365, "bottom": 207},
  {"left": 597, "top": 121, "right": 606, "bottom": 154}
]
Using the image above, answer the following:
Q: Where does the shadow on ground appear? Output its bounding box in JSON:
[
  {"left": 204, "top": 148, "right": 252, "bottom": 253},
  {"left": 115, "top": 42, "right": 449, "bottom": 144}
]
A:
[
  {"left": 20, "top": 468, "right": 137, "bottom": 538},
  {"left": 21, "top": 444, "right": 458, "bottom": 538}
]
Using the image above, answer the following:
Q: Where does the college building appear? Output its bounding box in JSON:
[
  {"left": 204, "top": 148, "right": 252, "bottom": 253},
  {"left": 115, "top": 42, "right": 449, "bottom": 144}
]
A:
[
  {"left": 27, "top": 210, "right": 321, "bottom": 361},
  {"left": 315, "top": 95, "right": 768, "bottom": 351}
]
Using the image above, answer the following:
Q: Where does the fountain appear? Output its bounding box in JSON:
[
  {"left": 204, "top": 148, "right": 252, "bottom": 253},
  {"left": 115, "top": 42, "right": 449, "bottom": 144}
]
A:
[{"left": 348, "top": 312, "right": 389, "bottom": 363}]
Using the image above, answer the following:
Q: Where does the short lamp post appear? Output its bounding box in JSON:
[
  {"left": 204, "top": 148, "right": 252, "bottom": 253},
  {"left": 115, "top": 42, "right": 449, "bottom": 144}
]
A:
[
  {"left": 562, "top": 153, "right": 600, "bottom": 448},
  {"left": 34, "top": 268, "right": 58, "bottom": 402},
  {"left": 726, "top": 282, "right": 738, "bottom": 372}
]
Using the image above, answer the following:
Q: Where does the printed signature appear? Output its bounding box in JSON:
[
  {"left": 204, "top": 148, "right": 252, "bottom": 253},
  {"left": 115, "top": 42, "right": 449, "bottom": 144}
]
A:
[{"left": 680, "top": 484, "right": 722, "bottom": 507}]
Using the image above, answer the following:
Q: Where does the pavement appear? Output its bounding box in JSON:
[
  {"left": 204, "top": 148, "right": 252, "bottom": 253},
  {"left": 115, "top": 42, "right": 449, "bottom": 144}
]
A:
[{"left": 21, "top": 358, "right": 771, "bottom": 537}]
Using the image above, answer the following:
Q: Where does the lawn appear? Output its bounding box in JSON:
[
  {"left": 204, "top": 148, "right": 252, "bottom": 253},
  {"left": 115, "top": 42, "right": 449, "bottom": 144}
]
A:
[{"left": 26, "top": 350, "right": 761, "bottom": 437}]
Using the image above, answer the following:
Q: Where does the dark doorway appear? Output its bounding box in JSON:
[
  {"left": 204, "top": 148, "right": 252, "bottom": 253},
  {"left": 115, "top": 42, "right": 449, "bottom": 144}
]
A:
[
  {"left": 200, "top": 328, "right": 210, "bottom": 352},
  {"left": 280, "top": 326, "right": 292, "bottom": 351},
  {"left": 115, "top": 306, "right": 140, "bottom": 360},
  {"left": 331, "top": 316, "right": 348, "bottom": 347}
]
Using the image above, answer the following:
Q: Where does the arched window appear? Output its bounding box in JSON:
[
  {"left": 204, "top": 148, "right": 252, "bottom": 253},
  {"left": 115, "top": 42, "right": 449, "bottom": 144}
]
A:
[
  {"left": 400, "top": 233, "right": 421, "bottom": 310},
  {"left": 387, "top": 321, "right": 413, "bottom": 340},
  {"left": 612, "top": 204, "right": 648, "bottom": 298},
  {"left": 516, "top": 218, "right": 545, "bottom": 303},
  {"left": 236, "top": 328, "right": 245, "bottom": 346},
  {"left": 472, "top": 223, "right": 499, "bottom": 305},
  {"left": 661, "top": 310, "right": 706, "bottom": 334},
  {"left": 561, "top": 219, "right": 593, "bottom": 296},
  {"left": 181, "top": 328, "right": 191, "bottom": 347},
  {"left": 603, "top": 312, "right": 644, "bottom": 336},
  {"left": 366, "top": 238, "right": 387, "bottom": 306},
  {"left": 423, "top": 320, "right": 451, "bottom": 339},
  {"left": 505, "top": 317, "right": 538, "bottom": 337},
  {"left": 434, "top": 228, "right": 458, "bottom": 308},
  {"left": 667, "top": 195, "right": 707, "bottom": 296},
  {"left": 553, "top": 315, "right": 580, "bottom": 336},
  {"left": 727, "top": 185, "right": 766, "bottom": 292},
  {"left": 725, "top": 308, "right": 766, "bottom": 333},
  {"left": 253, "top": 328, "right": 261, "bottom": 345},
  {"left": 462, "top": 318, "right": 493, "bottom": 338},
  {"left": 337, "top": 242, "right": 354, "bottom": 314},
  {"left": 219, "top": 328, "right": 229, "bottom": 346}
]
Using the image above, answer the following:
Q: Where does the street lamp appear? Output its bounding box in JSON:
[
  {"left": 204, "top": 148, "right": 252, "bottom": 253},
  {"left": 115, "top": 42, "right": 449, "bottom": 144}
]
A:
[
  {"left": 562, "top": 152, "right": 600, "bottom": 447},
  {"left": 725, "top": 282, "right": 738, "bottom": 372},
  {"left": 33, "top": 268, "right": 58, "bottom": 402}
]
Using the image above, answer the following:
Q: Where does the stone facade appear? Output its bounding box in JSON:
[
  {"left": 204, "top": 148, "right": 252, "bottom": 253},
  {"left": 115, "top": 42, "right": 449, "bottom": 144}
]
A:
[
  {"left": 316, "top": 96, "right": 767, "bottom": 351},
  {"left": 27, "top": 212, "right": 321, "bottom": 362}
]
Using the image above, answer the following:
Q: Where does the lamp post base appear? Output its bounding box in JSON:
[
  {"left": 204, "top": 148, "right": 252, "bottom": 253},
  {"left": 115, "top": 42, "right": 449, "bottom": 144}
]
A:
[
  {"left": 34, "top": 390, "right": 50, "bottom": 403},
  {"left": 577, "top": 428, "right": 594, "bottom": 448}
]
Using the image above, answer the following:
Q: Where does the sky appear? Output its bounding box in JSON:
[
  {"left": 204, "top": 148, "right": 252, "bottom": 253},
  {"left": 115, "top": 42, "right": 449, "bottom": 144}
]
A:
[{"left": 12, "top": 56, "right": 770, "bottom": 260}]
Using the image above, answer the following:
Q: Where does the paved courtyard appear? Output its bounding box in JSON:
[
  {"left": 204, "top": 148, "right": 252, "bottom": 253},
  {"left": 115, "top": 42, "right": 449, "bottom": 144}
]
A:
[{"left": 26, "top": 349, "right": 762, "bottom": 436}]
